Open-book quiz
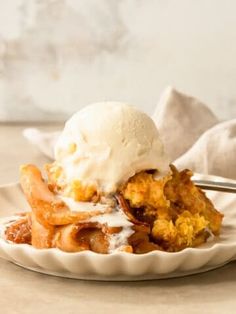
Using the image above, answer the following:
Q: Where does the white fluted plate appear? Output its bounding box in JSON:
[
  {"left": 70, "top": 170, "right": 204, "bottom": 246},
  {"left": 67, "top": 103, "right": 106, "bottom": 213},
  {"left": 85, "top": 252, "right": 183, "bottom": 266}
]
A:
[{"left": 0, "top": 174, "right": 236, "bottom": 281}]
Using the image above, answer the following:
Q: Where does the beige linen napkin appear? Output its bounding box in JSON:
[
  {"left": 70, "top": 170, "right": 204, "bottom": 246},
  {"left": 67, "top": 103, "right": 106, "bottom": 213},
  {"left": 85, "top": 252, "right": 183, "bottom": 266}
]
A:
[
  {"left": 174, "top": 119, "right": 236, "bottom": 179},
  {"left": 152, "top": 87, "right": 219, "bottom": 161},
  {"left": 23, "top": 128, "right": 59, "bottom": 159},
  {"left": 23, "top": 87, "right": 236, "bottom": 180}
]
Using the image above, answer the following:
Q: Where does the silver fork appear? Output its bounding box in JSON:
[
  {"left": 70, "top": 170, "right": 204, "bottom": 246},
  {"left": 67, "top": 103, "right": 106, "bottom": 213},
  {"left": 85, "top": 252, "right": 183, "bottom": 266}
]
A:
[{"left": 193, "top": 180, "right": 236, "bottom": 193}]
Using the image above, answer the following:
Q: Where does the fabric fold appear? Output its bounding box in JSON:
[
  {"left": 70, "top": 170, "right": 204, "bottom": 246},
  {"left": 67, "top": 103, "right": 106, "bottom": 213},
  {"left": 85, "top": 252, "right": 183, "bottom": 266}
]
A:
[
  {"left": 23, "top": 128, "right": 59, "bottom": 159},
  {"left": 152, "top": 87, "right": 218, "bottom": 161},
  {"left": 174, "top": 119, "right": 236, "bottom": 179}
]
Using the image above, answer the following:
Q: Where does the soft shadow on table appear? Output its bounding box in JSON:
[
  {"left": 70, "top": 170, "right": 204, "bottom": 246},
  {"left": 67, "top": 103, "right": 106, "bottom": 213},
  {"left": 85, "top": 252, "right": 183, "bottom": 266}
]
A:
[{"left": 1, "top": 259, "right": 236, "bottom": 309}]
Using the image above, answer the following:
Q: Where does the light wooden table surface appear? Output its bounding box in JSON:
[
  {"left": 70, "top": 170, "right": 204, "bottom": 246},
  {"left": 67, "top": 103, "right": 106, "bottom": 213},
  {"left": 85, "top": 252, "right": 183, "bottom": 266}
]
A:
[{"left": 0, "top": 123, "right": 235, "bottom": 314}]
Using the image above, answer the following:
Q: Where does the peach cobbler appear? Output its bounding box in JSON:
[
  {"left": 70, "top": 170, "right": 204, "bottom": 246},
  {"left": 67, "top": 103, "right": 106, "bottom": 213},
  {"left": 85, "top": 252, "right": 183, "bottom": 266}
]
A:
[{"left": 4, "top": 102, "right": 223, "bottom": 253}]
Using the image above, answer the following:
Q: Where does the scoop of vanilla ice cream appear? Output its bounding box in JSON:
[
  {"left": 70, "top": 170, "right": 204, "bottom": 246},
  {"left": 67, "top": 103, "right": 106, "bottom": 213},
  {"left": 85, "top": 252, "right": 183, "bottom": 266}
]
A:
[{"left": 55, "top": 102, "right": 170, "bottom": 194}]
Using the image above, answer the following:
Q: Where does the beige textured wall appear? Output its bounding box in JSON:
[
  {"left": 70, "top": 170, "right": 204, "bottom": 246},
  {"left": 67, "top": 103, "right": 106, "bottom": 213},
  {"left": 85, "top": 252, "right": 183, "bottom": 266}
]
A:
[{"left": 0, "top": 0, "right": 236, "bottom": 121}]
